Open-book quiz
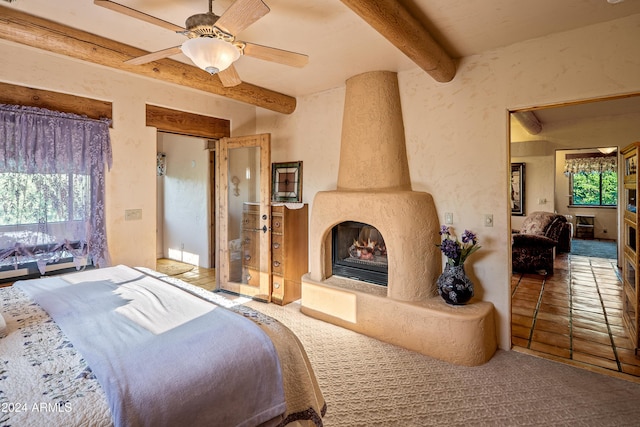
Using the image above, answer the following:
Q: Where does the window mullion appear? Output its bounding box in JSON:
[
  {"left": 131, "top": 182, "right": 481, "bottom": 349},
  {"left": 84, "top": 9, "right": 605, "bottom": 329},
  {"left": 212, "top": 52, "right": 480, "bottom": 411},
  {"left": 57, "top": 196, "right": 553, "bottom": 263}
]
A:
[{"left": 599, "top": 169, "right": 603, "bottom": 206}]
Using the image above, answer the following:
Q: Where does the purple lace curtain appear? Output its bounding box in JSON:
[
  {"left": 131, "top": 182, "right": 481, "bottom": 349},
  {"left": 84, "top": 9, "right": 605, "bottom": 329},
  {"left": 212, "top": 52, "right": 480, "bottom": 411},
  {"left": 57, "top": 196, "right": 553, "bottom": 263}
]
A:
[{"left": 0, "top": 104, "right": 113, "bottom": 272}]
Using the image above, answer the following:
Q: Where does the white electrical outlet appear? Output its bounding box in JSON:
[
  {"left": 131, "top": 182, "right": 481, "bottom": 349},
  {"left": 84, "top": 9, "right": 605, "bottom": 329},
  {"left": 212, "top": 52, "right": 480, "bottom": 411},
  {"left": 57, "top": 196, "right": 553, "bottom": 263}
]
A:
[
  {"left": 484, "top": 214, "right": 493, "bottom": 227},
  {"left": 445, "top": 212, "right": 453, "bottom": 224}
]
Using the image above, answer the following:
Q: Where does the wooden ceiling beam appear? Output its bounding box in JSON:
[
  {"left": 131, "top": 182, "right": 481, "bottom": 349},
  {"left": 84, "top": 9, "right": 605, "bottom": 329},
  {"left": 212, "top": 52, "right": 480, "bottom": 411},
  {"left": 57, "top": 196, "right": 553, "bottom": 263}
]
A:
[
  {"left": 340, "top": 0, "right": 456, "bottom": 83},
  {"left": 513, "top": 111, "right": 543, "bottom": 135},
  {"left": 0, "top": 81, "right": 113, "bottom": 122},
  {"left": 0, "top": 5, "right": 297, "bottom": 114},
  {"left": 146, "top": 105, "right": 230, "bottom": 139}
]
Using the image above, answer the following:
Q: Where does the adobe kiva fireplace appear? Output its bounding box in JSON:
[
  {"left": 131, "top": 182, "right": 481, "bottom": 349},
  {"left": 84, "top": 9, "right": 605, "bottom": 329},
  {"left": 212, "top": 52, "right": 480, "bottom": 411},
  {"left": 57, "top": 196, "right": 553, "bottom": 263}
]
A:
[{"left": 300, "top": 71, "right": 496, "bottom": 366}]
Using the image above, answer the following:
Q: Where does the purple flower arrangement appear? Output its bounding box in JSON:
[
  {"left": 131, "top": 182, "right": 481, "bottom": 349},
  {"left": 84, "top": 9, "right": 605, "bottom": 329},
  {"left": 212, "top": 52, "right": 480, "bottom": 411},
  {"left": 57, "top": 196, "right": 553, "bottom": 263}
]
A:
[{"left": 438, "top": 225, "right": 481, "bottom": 267}]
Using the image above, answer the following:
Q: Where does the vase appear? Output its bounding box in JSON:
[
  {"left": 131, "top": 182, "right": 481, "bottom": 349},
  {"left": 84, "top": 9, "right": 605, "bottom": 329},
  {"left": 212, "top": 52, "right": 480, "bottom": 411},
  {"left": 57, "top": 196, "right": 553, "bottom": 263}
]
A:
[{"left": 437, "top": 264, "right": 474, "bottom": 305}]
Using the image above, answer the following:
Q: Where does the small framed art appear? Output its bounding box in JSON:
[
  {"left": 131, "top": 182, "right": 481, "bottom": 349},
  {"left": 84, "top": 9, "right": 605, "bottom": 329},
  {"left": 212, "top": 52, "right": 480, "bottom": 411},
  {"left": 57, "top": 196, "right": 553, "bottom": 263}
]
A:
[
  {"left": 511, "top": 162, "right": 525, "bottom": 216},
  {"left": 272, "top": 161, "right": 303, "bottom": 203}
]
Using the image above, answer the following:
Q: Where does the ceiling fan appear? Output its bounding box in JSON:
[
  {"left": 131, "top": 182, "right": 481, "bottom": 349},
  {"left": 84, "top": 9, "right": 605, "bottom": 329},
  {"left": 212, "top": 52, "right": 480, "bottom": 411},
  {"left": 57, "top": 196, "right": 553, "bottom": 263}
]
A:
[{"left": 94, "top": 0, "right": 309, "bottom": 87}]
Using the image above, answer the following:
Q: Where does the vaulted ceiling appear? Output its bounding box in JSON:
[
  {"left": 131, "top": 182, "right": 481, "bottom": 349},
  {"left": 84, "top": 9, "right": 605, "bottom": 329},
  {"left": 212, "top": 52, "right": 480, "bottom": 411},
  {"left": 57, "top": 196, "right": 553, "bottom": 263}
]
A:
[{"left": 2, "top": 0, "right": 640, "bottom": 115}]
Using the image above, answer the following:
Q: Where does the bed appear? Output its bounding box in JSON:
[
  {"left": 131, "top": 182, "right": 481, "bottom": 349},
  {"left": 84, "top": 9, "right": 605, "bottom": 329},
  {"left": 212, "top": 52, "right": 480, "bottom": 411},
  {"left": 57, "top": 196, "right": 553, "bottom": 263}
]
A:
[{"left": 0, "top": 265, "right": 326, "bottom": 427}]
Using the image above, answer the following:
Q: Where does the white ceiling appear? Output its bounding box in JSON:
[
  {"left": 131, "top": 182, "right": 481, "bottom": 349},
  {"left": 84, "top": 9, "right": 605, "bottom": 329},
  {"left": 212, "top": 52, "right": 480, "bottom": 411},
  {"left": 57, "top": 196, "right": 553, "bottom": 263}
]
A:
[{"left": 5, "top": 0, "right": 640, "bottom": 119}]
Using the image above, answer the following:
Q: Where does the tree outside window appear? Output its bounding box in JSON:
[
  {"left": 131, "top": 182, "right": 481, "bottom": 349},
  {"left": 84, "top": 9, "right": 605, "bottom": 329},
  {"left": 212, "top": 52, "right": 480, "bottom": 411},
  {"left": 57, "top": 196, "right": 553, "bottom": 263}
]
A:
[
  {"left": 565, "top": 150, "right": 618, "bottom": 207},
  {"left": 570, "top": 170, "right": 617, "bottom": 206},
  {"left": 0, "top": 173, "right": 89, "bottom": 226}
]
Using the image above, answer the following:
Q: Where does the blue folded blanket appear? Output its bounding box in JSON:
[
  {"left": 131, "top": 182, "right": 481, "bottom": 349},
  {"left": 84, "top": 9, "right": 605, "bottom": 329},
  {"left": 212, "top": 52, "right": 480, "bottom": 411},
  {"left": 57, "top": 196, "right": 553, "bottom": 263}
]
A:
[{"left": 16, "top": 265, "right": 286, "bottom": 427}]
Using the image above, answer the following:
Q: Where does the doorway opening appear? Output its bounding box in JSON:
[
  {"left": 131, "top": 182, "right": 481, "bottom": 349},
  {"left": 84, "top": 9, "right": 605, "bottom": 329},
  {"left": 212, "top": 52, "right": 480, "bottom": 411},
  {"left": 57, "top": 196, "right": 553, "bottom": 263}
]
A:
[
  {"left": 509, "top": 94, "right": 640, "bottom": 379},
  {"left": 156, "top": 133, "right": 212, "bottom": 269},
  {"left": 147, "top": 105, "right": 230, "bottom": 289}
]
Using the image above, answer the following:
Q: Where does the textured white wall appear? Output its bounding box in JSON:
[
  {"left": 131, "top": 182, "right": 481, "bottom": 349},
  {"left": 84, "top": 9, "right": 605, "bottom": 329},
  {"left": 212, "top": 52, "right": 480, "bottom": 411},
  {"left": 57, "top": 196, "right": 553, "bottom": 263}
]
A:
[{"left": 258, "top": 15, "right": 640, "bottom": 350}]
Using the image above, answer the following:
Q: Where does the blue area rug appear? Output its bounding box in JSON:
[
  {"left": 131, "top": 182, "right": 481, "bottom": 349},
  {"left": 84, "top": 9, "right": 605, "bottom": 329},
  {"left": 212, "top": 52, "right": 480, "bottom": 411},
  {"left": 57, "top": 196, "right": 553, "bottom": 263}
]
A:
[{"left": 570, "top": 238, "right": 617, "bottom": 259}]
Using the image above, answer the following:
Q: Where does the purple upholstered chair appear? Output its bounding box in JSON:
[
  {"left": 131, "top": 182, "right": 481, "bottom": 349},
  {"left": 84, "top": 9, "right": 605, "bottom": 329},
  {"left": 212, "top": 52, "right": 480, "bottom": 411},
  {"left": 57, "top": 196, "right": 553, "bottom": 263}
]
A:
[{"left": 512, "top": 211, "right": 571, "bottom": 274}]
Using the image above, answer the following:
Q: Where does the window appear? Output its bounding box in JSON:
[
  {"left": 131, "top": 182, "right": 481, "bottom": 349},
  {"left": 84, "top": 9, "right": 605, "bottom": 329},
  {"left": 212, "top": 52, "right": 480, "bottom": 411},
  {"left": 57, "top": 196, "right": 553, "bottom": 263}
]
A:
[
  {"left": 0, "top": 173, "right": 89, "bottom": 226},
  {"left": 565, "top": 151, "right": 617, "bottom": 207},
  {"left": 570, "top": 168, "right": 618, "bottom": 207},
  {"left": 0, "top": 104, "right": 113, "bottom": 273}
]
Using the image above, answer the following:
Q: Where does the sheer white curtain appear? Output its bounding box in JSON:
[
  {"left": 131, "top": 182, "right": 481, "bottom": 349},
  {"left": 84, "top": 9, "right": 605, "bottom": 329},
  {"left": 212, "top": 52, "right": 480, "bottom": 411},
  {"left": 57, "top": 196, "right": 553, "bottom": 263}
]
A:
[{"left": 0, "top": 104, "right": 112, "bottom": 273}]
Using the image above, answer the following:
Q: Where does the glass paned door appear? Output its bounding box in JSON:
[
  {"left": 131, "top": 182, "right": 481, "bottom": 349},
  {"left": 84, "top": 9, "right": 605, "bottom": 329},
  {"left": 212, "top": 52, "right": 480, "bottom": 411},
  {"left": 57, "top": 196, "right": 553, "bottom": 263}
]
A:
[{"left": 217, "top": 134, "right": 271, "bottom": 301}]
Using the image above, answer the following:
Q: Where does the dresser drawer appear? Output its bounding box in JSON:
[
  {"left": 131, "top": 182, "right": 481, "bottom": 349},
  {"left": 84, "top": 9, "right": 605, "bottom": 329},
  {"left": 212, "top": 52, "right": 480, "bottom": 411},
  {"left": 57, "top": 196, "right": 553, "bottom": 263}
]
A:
[
  {"left": 271, "top": 214, "right": 284, "bottom": 233},
  {"left": 271, "top": 274, "right": 284, "bottom": 302},
  {"left": 271, "top": 234, "right": 283, "bottom": 273},
  {"left": 272, "top": 257, "right": 284, "bottom": 275},
  {"left": 271, "top": 277, "right": 300, "bottom": 305},
  {"left": 241, "top": 231, "right": 259, "bottom": 269},
  {"left": 272, "top": 234, "right": 283, "bottom": 251},
  {"left": 242, "top": 267, "right": 260, "bottom": 287},
  {"left": 242, "top": 213, "right": 259, "bottom": 230}
]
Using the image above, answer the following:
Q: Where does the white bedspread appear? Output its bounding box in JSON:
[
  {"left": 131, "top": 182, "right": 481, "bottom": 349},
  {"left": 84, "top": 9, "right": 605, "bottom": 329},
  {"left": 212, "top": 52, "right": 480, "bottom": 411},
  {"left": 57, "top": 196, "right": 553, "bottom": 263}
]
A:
[{"left": 14, "top": 265, "right": 286, "bottom": 427}]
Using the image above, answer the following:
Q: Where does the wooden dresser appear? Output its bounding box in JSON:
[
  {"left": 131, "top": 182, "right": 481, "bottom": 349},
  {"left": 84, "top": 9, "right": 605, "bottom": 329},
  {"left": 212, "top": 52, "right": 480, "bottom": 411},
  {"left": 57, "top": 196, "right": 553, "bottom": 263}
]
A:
[
  {"left": 242, "top": 203, "right": 308, "bottom": 305},
  {"left": 270, "top": 204, "right": 308, "bottom": 305}
]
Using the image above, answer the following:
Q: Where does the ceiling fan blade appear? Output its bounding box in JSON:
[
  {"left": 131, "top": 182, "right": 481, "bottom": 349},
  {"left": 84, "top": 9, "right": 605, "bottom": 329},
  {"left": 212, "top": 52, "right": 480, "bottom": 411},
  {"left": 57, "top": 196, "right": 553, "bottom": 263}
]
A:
[
  {"left": 94, "top": 0, "right": 185, "bottom": 32},
  {"left": 125, "top": 46, "right": 183, "bottom": 65},
  {"left": 243, "top": 43, "right": 308, "bottom": 68},
  {"left": 215, "top": 0, "right": 270, "bottom": 35},
  {"left": 218, "top": 65, "right": 242, "bottom": 87}
]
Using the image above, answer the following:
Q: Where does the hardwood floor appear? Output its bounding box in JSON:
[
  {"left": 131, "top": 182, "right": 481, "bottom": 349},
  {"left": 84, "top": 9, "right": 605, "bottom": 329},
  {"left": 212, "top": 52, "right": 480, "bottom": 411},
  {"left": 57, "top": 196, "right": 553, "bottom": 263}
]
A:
[
  {"left": 161, "top": 262, "right": 217, "bottom": 292},
  {"left": 512, "top": 249, "right": 640, "bottom": 381}
]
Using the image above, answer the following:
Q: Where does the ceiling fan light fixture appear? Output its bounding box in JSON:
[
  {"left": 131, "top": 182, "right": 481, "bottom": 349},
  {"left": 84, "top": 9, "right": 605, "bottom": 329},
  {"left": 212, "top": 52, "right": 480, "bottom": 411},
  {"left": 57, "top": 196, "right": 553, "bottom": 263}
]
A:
[
  {"left": 181, "top": 37, "right": 240, "bottom": 75},
  {"left": 598, "top": 147, "right": 617, "bottom": 154}
]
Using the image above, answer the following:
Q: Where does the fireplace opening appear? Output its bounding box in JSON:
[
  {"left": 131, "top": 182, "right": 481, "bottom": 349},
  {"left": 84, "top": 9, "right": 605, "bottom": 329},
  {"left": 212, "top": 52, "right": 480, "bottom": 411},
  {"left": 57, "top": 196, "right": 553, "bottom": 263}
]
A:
[{"left": 331, "top": 221, "right": 388, "bottom": 286}]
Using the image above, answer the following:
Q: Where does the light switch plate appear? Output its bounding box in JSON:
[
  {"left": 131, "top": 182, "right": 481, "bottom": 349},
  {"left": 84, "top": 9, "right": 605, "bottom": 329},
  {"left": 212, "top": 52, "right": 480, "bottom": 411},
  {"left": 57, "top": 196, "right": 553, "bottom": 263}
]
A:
[
  {"left": 125, "top": 209, "right": 142, "bottom": 221},
  {"left": 484, "top": 214, "right": 493, "bottom": 227},
  {"left": 445, "top": 212, "right": 453, "bottom": 224}
]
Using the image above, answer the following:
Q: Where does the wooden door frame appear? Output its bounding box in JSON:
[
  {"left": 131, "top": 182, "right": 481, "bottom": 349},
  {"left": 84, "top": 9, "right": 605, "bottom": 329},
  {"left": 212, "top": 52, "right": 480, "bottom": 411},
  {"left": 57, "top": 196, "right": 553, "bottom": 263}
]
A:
[
  {"left": 148, "top": 105, "right": 230, "bottom": 272},
  {"left": 216, "top": 134, "right": 272, "bottom": 300},
  {"left": 209, "top": 150, "right": 216, "bottom": 268}
]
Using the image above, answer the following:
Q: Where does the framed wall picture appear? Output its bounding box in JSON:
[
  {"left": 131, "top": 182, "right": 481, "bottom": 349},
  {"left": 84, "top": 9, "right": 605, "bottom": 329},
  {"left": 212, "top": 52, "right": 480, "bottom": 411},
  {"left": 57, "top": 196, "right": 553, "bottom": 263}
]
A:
[
  {"left": 272, "top": 161, "right": 303, "bottom": 203},
  {"left": 511, "top": 162, "right": 525, "bottom": 216}
]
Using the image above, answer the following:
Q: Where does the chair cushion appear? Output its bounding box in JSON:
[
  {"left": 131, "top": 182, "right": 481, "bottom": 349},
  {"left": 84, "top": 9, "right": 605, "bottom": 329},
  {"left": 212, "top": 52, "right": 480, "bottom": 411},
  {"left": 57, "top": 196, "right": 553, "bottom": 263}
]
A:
[
  {"left": 520, "top": 212, "right": 557, "bottom": 236},
  {"left": 512, "top": 233, "right": 557, "bottom": 249}
]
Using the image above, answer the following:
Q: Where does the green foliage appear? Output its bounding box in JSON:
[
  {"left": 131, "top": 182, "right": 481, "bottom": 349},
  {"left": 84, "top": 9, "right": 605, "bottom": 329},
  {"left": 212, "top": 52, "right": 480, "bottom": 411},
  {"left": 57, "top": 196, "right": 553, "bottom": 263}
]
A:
[
  {"left": 571, "top": 170, "right": 617, "bottom": 206},
  {"left": 601, "top": 170, "right": 618, "bottom": 205},
  {"left": 0, "top": 173, "right": 90, "bottom": 226}
]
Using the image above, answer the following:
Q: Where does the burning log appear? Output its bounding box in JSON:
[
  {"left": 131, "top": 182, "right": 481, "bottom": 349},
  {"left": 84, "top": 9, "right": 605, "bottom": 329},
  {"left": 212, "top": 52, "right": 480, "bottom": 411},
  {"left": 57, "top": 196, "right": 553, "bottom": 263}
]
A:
[{"left": 348, "top": 236, "right": 386, "bottom": 261}]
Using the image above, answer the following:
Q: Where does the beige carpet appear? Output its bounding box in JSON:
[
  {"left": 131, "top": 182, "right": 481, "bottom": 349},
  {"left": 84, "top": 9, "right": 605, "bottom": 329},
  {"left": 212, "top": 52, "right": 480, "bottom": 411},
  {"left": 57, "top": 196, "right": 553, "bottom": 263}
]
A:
[
  {"left": 155, "top": 258, "right": 194, "bottom": 276},
  {"left": 241, "top": 299, "right": 640, "bottom": 427}
]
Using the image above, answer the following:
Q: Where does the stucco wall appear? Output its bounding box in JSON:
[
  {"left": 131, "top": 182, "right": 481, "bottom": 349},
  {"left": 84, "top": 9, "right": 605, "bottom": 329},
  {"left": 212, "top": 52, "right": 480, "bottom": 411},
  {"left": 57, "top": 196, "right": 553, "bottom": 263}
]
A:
[
  {"left": 258, "top": 15, "right": 640, "bottom": 350},
  {"left": 0, "top": 39, "right": 257, "bottom": 269}
]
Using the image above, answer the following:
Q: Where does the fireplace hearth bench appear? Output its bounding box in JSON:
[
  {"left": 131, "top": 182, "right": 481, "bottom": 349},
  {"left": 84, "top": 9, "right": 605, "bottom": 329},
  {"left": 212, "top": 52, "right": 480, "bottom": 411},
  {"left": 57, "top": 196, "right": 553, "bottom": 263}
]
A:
[{"left": 301, "top": 275, "right": 496, "bottom": 367}]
